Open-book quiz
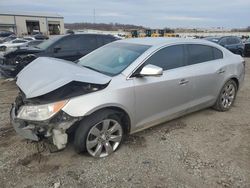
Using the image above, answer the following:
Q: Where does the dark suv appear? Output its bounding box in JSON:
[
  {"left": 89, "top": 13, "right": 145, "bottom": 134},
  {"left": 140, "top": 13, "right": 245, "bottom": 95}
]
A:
[
  {"left": 205, "top": 36, "right": 244, "bottom": 56},
  {"left": 0, "top": 34, "right": 118, "bottom": 77},
  {"left": 244, "top": 38, "right": 250, "bottom": 57}
]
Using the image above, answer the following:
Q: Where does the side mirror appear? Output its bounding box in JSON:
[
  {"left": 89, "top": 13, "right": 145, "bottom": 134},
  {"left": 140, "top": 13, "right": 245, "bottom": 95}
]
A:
[
  {"left": 54, "top": 46, "right": 61, "bottom": 53},
  {"left": 139, "top": 64, "right": 163, "bottom": 77}
]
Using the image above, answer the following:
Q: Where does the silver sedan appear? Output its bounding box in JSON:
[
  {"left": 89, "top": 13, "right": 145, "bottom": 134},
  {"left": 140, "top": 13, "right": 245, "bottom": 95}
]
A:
[{"left": 12, "top": 38, "right": 245, "bottom": 158}]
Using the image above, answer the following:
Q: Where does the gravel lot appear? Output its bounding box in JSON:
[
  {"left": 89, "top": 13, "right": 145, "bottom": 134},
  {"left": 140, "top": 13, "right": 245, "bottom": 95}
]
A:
[{"left": 0, "top": 58, "right": 250, "bottom": 188}]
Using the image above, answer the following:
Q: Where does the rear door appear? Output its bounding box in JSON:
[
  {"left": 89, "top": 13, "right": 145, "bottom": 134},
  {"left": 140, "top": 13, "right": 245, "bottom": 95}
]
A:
[
  {"left": 184, "top": 44, "right": 225, "bottom": 111},
  {"left": 133, "top": 44, "right": 194, "bottom": 129}
]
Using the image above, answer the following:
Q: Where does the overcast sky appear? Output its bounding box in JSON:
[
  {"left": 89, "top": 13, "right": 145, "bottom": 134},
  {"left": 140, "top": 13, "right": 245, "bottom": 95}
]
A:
[{"left": 0, "top": 0, "right": 250, "bottom": 28}]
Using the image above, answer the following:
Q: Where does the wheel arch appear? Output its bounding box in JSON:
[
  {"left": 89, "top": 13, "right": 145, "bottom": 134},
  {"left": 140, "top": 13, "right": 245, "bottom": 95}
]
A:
[
  {"left": 229, "top": 76, "right": 239, "bottom": 90},
  {"left": 215, "top": 76, "right": 239, "bottom": 101},
  {"left": 81, "top": 105, "right": 132, "bottom": 135}
]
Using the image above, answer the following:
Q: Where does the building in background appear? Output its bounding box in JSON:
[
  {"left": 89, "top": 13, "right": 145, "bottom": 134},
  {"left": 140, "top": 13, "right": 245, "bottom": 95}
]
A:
[{"left": 0, "top": 11, "right": 64, "bottom": 36}]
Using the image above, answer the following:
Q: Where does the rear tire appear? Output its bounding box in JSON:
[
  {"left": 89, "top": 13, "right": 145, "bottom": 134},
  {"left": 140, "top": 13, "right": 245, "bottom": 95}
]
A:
[
  {"left": 74, "top": 109, "right": 123, "bottom": 158},
  {"left": 213, "top": 80, "right": 237, "bottom": 111}
]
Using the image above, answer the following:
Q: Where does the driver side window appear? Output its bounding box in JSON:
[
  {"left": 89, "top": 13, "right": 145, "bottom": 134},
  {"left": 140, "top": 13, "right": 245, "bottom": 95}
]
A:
[
  {"left": 144, "top": 45, "right": 185, "bottom": 71},
  {"left": 55, "top": 36, "right": 82, "bottom": 51}
]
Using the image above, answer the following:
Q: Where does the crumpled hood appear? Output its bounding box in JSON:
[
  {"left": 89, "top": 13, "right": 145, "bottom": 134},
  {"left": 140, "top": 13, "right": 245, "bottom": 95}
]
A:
[
  {"left": 16, "top": 57, "right": 111, "bottom": 99},
  {"left": 3, "top": 46, "right": 42, "bottom": 58}
]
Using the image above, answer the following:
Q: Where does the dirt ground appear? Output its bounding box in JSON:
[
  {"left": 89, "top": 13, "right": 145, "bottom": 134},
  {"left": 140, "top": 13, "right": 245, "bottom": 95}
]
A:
[{"left": 0, "top": 58, "right": 250, "bottom": 188}]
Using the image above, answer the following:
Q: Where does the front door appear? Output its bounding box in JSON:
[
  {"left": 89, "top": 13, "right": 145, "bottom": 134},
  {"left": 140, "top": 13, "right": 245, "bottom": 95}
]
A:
[{"left": 132, "top": 44, "right": 193, "bottom": 131}]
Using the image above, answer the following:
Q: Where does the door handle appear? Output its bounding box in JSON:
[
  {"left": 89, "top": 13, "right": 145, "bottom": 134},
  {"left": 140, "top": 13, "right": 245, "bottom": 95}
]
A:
[
  {"left": 217, "top": 69, "right": 225, "bottom": 74},
  {"left": 179, "top": 79, "right": 189, "bottom": 85}
]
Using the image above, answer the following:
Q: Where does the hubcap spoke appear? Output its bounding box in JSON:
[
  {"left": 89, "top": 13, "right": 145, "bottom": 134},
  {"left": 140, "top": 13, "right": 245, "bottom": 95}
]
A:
[
  {"left": 228, "top": 84, "right": 233, "bottom": 92},
  {"left": 90, "top": 127, "right": 101, "bottom": 137},
  {"left": 94, "top": 143, "right": 103, "bottom": 157},
  {"left": 104, "top": 141, "right": 113, "bottom": 155},
  {"left": 228, "top": 96, "right": 234, "bottom": 102},
  {"left": 87, "top": 138, "right": 98, "bottom": 149},
  {"left": 102, "top": 120, "right": 110, "bottom": 132},
  {"left": 108, "top": 123, "right": 120, "bottom": 134},
  {"left": 109, "top": 135, "right": 122, "bottom": 142}
]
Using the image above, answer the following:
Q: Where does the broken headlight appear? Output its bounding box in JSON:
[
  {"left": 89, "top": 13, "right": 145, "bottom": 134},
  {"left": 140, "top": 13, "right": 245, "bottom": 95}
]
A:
[{"left": 17, "top": 100, "right": 68, "bottom": 121}]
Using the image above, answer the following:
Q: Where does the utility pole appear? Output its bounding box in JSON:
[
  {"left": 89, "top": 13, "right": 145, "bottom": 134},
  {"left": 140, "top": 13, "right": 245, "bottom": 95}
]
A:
[{"left": 93, "top": 8, "right": 96, "bottom": 23}]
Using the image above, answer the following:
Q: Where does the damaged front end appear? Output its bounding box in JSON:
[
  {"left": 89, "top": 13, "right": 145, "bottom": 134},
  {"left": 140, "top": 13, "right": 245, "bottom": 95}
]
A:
[
  {"left": 11, "top": 94, "right": 79, "bottom": 150},
  {"left": 11, "top": 57, "right": 111, "bottom": 150},
  {"left": 11, "top": 81, "right": 108, "bottom": 150}
]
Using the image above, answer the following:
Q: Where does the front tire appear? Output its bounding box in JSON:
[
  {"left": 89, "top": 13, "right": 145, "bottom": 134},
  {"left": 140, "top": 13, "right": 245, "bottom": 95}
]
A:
[
  {"left": 213, "top": 80, "right": 237, "bottom": 111},
  {"left": 74, "top": 110, "right": 123, "bottom": 158}
]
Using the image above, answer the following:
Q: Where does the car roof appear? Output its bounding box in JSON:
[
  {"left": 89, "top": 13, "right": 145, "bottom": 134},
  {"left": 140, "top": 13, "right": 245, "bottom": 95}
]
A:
[
  {"left": 116, "top": 37, "right": 214, "bottom": 47},
  {"left": 67, "top": 33, "right": 115, "bottom": 37},
  {"left": 207, "top": 36, "right": 240, "bottom": 39}
]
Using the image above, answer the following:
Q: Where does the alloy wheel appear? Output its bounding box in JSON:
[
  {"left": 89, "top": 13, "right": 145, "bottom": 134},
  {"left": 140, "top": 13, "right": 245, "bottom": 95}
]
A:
[
  {"left": 86, "top": 119, "right": 123, "bottom": 158},
  {"left": 220, "top": 82, "right": 236, "bottom": 109}
]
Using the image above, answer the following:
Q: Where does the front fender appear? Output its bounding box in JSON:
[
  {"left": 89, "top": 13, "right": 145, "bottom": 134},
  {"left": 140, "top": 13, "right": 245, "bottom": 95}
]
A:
[{"left": 62, "top": 85, "right": 135, "bottom": 126}]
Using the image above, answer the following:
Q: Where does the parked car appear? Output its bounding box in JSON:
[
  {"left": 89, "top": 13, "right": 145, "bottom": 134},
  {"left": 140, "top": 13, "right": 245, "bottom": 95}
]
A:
[
  {"left": 11, "top": 38, "right": 245, "bottom": 158},
  {"left": 244, "top": 38, "right": 250, "bottom": 57},
  {"left": 33, "top": 33, "right": 49, "bottom": 40},
  {"left": 25, "top": 40, "right": 44, "bottom": 47},
  {"left": 4, "top": 40, "right": 44, "bottom": 51},
  {"left": 66, "top": 29, "right": 74, "bottom": 34},
  {"left": 205, "top": 36, "right": 245, "bottom": 56},
  {"left": 0, "top": 30, "right": 15, "bottom": 38},
  {"left": 0, "top": 35, "right": 17, "bottom": 44},
  {"left": 23, "top": 36, "right": 35, "bottom": 41},
  {"left": 0, "top": 39, "right": 43, "bottom": 52},
  {"left": 0, "top": 34, "right": 118, "bottom": 77},
  {"left": 0, "top": 38, "right": 28, "bottom": 51}
]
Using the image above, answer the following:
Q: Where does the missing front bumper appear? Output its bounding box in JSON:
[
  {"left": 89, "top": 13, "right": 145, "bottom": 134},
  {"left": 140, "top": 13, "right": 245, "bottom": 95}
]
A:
[{"left": 10, "top": 105, "right": 79, "bottom": 149}]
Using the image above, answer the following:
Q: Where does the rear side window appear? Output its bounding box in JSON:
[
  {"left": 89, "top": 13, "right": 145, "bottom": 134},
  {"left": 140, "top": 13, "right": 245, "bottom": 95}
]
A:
[
  {"left": 213, "top": 48, "right": 223, "bottom": 59},
  {"left": 186, "top": 44, "right": 223, "bottom": 65},
  {"left": 144, "top": 45, "right": 185, "bottom": 70},
  {"left": 187, "top": 44, "right": 214, "bottom": 65}
]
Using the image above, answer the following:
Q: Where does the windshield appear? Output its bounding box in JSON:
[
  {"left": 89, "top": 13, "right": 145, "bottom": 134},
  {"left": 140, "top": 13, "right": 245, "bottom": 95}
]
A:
[
  {"left": 78, "top": 42, "right": 151, "bottom": 76},
  {"left": 36, "top": 35, "right": 62, "bottom": 50}
]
